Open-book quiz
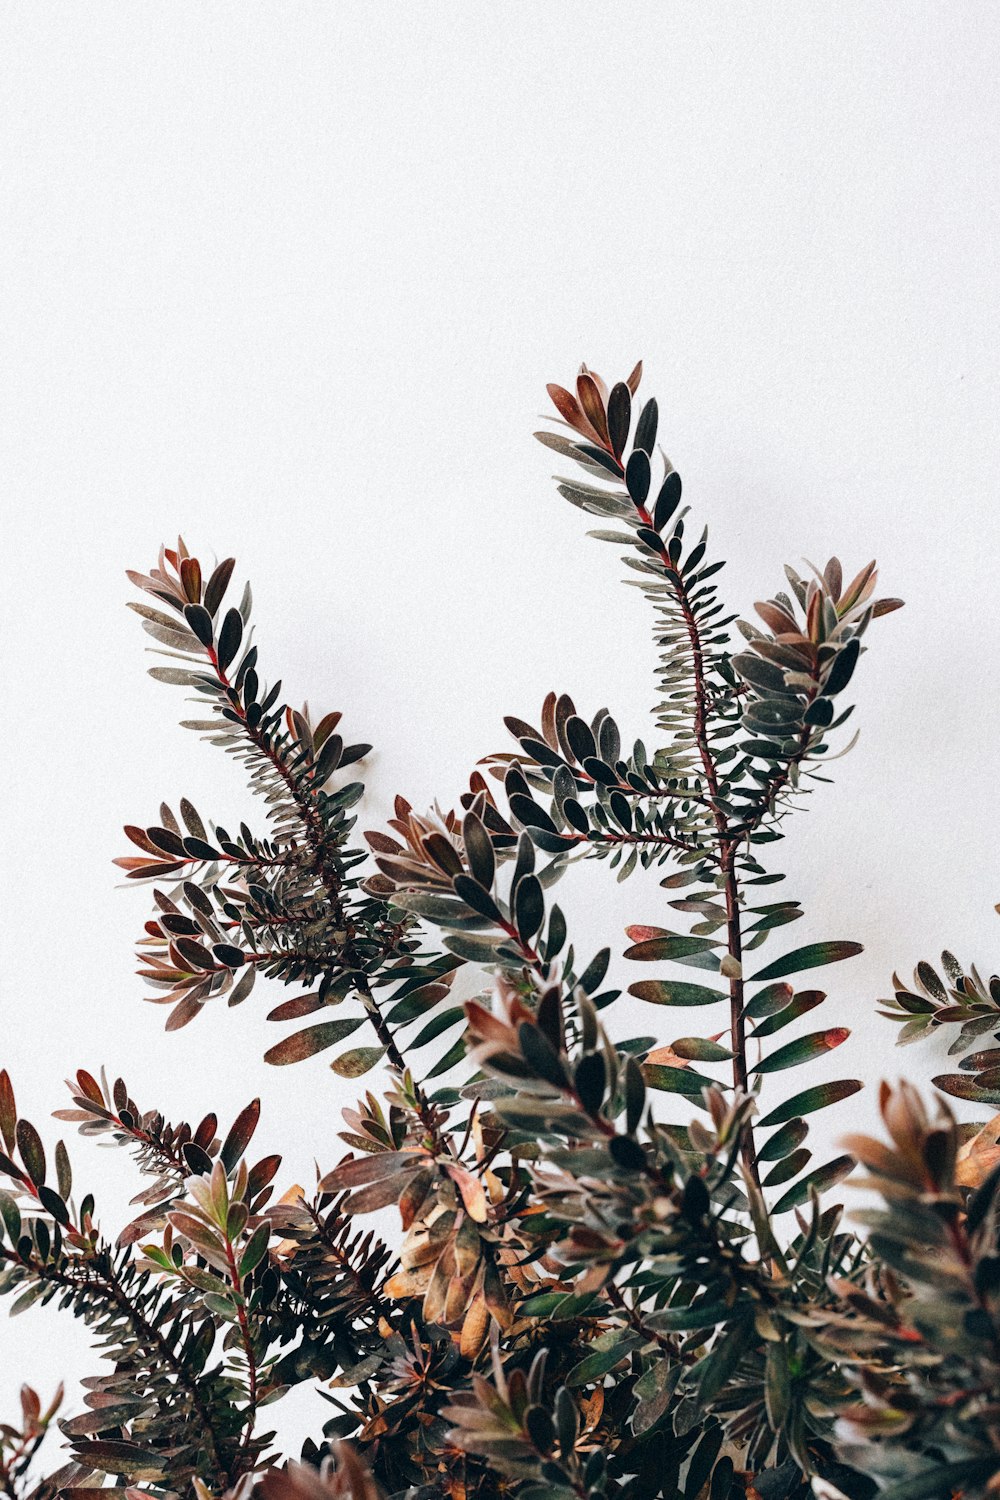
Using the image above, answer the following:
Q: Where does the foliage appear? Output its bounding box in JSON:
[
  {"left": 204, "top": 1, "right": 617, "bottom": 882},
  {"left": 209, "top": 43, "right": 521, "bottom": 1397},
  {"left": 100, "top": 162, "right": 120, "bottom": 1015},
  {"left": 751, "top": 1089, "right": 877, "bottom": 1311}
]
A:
[{"left": 0, "top": 361, "right": 993, "bottom": 1500}]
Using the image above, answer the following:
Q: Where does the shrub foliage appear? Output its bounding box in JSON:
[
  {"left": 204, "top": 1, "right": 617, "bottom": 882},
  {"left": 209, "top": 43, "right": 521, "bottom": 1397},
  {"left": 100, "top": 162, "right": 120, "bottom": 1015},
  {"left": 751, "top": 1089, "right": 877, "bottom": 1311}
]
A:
[{"left": 2, "top": 363, "right": 997, "bottom": 1500}]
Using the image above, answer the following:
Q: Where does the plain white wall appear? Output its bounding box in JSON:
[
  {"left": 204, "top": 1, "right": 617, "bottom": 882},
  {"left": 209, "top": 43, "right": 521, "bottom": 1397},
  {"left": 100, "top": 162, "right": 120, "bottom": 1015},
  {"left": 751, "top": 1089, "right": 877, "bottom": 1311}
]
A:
[{"left": 2, "top": 0, "right": 999, "bottom": 1457}]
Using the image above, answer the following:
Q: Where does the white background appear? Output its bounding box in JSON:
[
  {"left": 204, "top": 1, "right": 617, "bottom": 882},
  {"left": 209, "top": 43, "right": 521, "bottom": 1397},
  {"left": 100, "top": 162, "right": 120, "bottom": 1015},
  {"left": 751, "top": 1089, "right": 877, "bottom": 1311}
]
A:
[{"left": 2, "top": 1, "right": 999, "bottom": 1459}]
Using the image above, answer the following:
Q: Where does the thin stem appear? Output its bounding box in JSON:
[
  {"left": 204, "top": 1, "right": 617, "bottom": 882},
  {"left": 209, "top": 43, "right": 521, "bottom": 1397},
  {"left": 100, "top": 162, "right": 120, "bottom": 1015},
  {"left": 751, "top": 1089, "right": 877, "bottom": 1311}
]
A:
[
  {"left": 621, "top": 483, "right": 763, "bottom": 1193},
  {"left": 564, "top": 828, "right": 703, "bottom": 856},
  {"left": 722, "top": 848, "right": 761, "bottom": 1192},
  {"left": 223, "top": 1238, "right": 258, "bottom": 1449}
]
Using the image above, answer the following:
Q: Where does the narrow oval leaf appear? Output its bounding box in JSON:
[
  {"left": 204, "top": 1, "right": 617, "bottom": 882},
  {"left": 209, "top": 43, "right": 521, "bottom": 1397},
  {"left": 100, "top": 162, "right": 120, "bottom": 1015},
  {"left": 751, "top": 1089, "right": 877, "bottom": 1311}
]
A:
[
  {"left": 758, "top": 1079, "right": 862, "bottom": 1128},
  {"left": 220, "top": 1099, "right": 260, "bottom": 1171},
  {"left": 330, "top": 1046, "right": 386, "bottom": 1078},
  {"left": 744, "top": 982, "right": 794, "bottom": 1019},
  {"left": 625, "top": 937, "right": 719, "bottom": 963},
  {"left": 770, "top": 1154, "right": 855, "bottom": 1214},
  {"left": 217, "top": 608, "right": 243, "bottom": 674},
  {"left": 762, "top": 1148, "right": 811, "bottom": 1187},
  {"left": 642, "top": 1064, "right": 717, "bottom": 1097},
  {"left": 758, "top": 1117, "right": 809, "bottom": 1162},
  {"left": 751, "top": 1028, "right": 850, "bottom": 1074},
  {"left": 15, "top": 1120, "right": 45, "bottom": 1186},
  {"left": 752, "top": 990, "right": 826, "bottom": 1038},
  {"left": 0, "top": 1073, "right": 15, "bottom": 1155},
  {"left": 932, "top": 1073, "right": 1000, "bottom": 1106},
  {"left": 628, "top": 980, "right": 727, "bottom": 1006},
  {"left": 670, "top": 1037, "right": 734, "bottom": 1062},
  {"left": 625, "top": 449, "right": 651, "bottom": 505},
  {"left": 462, "top": 811, "right": 495, "bottom": 890},
  {"left": 264, "top": 1018, "right": 363, "bottom": 1066},
  {"left": 750, "top": 941, "right": 863, "bottom": 983}
]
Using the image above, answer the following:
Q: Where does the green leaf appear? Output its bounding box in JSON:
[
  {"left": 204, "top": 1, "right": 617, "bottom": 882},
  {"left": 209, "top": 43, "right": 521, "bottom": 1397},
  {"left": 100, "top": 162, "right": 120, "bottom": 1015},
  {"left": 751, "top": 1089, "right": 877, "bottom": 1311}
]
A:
[
  {"left": 520, "top": 1289, "right": 598, "bottom": 1321},
  {"left": 683, "top": 1422, "right": 722, "bottom": 1494},
  {"left": 0, "top": 1191, "right": 21, "bottom": 1243},
  {"left": 37, "top": 1185, "right": 69, "bottom": 1225},
  {"left": 554, "top": 1386, "right": 579, "bottom": 1456},
  {"left": 758, "top": 1118, "right": 808, "bottom": 1162},
  {"left": 750, "top": 940, "right": 863, "bottom": 982},
  {"left": 264, "top": 1018, "right": 363, "bottom": 1066},
  {"left": 751, "top": 989, "right": 825, "bottom": 1037},
  {"left": 642, "top": 1064, "right": 717, "bottom": 1097},
  {"left": 519, "top": 1023, "right": 569, "bottom": 1089},
  {"left": 603, "top": 381, "right": 631, "bottom": 456},
  {"left": 710, "top": 1459, "right": 735, "bottom": 1500},
  {"left": 329, "top": 1047, "right": 387, "bottom": 1078},
  {"left": 751, "top": 1028, "right": 849, "bottom": 1074},
  {"left": 635, "top": 399, "right": 659, "bottom": 456},
  {"left": 426, "top": 1035, "right": 467, "bottom": 1078},
  {"left": 239, "top": 1222, "right": 271, "bottom": 1277},
  {"left": 577, "top": 948, "right": 610, "bottom": 995},
  {"left": 15, "top": 1120, "right": 45, "bottom": 1185},
  {"left": 625, "top": 449, "right": 651, "bottom": 504},
  {"left": 762, "top": 1148, "right": 811, "bottom": 1186},
  {"left": 386, "top": 982, "right": 452, "bottom": 1026},
  {"left": 462, "top": 811, "right": 495, "bottom": 889},
  {"left": 217, "top": 608, "right": 243, "bottom": 672},
  {"left": 566, "top": 1331, "right": 643, "bottom": 1386},
  {"left": 771, "top": 1154, "right": 854, "bottom": 1213},
  {"left": 10, "top": 1284, "right": 45, "bottom": 1315},
  {"left": 628, "top": 979, "right": 727, "bottom": 1006},
  {"left": 744, "top": 981, "right": 794, "bottom": 1019},
  {"left": 764, "top": 1343, "right": 791, "bottom": 1432},
  {"left": 203, "top": 1292, "right": 238, "bottom": 1320},
  {"left": 632, "top": 1358, "right": 679, "bottom": 1436},
  {"left": 184, "top": 602, "right": 214, "bottom": 646},
  {"left": 410, "top": 1006, "right": 465, "bottom": 1049},
  {"left": 452, "top": 874, "right": 504, "bottom": 924},
  {"left": 515, "top": 874, "right": 545, "bottom": 942},
  {"left": 609, "top": 1135, "right": 647, "bottom": 1172},
  {"left": 182, "top": 1266, "right": 230, "bottom": 1295},
  {"left": 757, "top": 1079, "right": 862, "bottom": 1128},
  {"left": 695, "top": 1321, "right": 751, "bottom": 1409},
  {"left": 825, "top": 636, "right": 860, "bottom": 695},
  {"left": 396, "top": 891, "right": 491, "bottom": 926},
  {"left": 443, "top": 933, "right": 505, "bottom": 964},
  {"left": 670, "top": 1037, "right": 734, "bottom": 1062},
  {"left": 624, "top": 1056, "right": 646, "bottom": 1134},
  {"left": 647, "top": 1299, "right": 731, "bottom": 1332},
  {"left": 625, "top": 936, "right": 719, "bottom": 962}
]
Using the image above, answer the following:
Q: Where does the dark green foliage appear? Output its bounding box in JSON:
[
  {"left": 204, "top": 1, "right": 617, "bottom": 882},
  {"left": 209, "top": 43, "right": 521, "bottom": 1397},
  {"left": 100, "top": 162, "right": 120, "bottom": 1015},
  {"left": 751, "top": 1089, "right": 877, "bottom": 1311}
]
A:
[{"left": 2, "top": 360, "right": 992, "bottom": 1500}]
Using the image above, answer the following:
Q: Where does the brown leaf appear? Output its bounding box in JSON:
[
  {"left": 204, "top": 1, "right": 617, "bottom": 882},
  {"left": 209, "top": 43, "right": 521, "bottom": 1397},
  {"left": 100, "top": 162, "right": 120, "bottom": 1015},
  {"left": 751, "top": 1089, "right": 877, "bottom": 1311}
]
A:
[
  {"left": 446, "top": 1163, "right": 489, "bottom": 1223},
  {"left": 576, "top": 372, "right": 610, "bottom": 448},
  {"left": 755, "top": 600, "right": 799, "bottom": 636},
  {"left": 545, "top": 383, "right": 601, "bottom": 444},
  {"left": 459, "top": 1292, "right": 490, "bottom": 1359}
]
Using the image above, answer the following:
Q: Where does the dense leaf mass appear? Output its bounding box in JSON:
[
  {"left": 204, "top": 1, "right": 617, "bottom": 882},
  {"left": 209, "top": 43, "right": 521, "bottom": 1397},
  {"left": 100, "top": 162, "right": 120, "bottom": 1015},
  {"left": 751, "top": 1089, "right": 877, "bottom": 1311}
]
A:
[{"left": 1, "top": 362, "right": 995, "bottom": 1500}]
